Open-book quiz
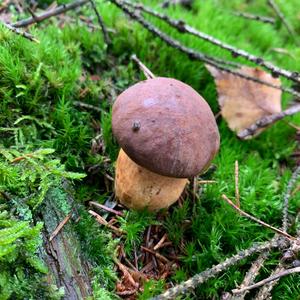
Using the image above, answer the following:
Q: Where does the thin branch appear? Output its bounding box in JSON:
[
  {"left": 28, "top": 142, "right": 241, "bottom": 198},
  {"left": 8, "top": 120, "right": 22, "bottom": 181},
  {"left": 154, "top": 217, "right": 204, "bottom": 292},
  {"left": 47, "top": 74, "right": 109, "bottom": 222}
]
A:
[
  {"left": 236, "top": 252, "right": 270, "bottom": 300},
  {"left": 237, "top": 104, "right": 300, "bottom": 139},
  {"left": 131, "top": 54, "right": 155, "bottom": 79},
  {"left": 88, "top": 0, "right": 111, "bottom": 46},
  {"left": 122, "top": 0, "right": 300, "bottom": 83},
  {"left": 49, "top": 212, "right": 72, "bottom": 242},
  {"left": 13, "top": 0, "right": 89, "bottom": 28},
  {"left": 88, "top": 210, "right": 125, "bottom": 236},
  {"left": 254, "top": 264, "right": 285, "bottom": 300},
  {"left": 267, "top": 0, "right": 298, "bottom": 45},
  {"left": 232, "top": 11, "right": 275, "bottom": 25},
  {"left": 110, "top": 0, "right": 300, "bottom": 98},
  {"left": 233, "top": 266, "right": 300, "bottom": 294},
  {"left": 221, "top": 194, "right": 295, "bottom": 241},
  {"left": 73, "top": 100, "right": 104, "bottom": 113},
  {"left": 282, "top": 165, "right": 300, "bottom": 232},
  {"left": 109, "top": 0, "right": 239, "bottom": 69},
  {"left": 89, "top": 201, "right": 124, "bottom": 216},
  {"left": 1, "top": 22, "right": 39, "bottom": 43},
  {"left": 151, "top": 239, "right": 279, "bottom": 300}
]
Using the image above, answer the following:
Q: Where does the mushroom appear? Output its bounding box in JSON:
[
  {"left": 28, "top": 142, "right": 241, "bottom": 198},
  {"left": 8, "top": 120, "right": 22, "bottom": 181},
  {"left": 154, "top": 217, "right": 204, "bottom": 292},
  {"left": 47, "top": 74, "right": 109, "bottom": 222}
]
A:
[{"left": 112, "top": 77, "right": 220, "bottom": 211}]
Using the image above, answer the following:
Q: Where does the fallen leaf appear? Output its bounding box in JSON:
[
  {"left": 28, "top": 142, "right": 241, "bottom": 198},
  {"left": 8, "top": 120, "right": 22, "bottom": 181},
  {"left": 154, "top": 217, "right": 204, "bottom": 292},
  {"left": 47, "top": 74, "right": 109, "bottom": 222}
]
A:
[{"left": 206, "top": 65, "right": 282, "bottom": 138}]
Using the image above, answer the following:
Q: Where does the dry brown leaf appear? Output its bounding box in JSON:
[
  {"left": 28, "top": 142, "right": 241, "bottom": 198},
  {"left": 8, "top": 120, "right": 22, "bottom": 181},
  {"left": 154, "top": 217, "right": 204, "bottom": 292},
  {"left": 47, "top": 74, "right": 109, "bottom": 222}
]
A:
[{"left": 206, "top": 65, "right": 282, "bottom": 137}]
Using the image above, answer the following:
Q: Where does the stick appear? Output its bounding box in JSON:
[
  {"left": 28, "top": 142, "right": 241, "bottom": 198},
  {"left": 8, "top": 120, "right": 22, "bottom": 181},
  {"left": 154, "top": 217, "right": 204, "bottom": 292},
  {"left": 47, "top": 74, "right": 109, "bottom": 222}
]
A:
[
  {"left": 49, "top": 212, "right": 72, "bottom": 242},
  {"left": 73, "top": 101, "right": 105, "bottom": 113},
  {"left": 232, "top": 252, "right": 270, "bottom": 300},
  {"left": 233, "top": 266, "right": 300, "bottom": 294},
  {"left": 235, "top": 161, "right": 240, "bottom": 208},
  {"left": 237, "top": 104, "right": 300, "bottom": 139},
  {"left": 1, "top": 22, "right": 39, "bottom": 43},
  {"left": 282, "top": 165, "right": 300, "bottom": 232},
  {"left": 254, "top": 264, "right": 285, "bottom": 300},
  {"left": 122, "top": 0, "right": 300, "bottom": 83},
  {"left": 89, "top": 201, "right": 124, "bottom": 216},
  {"left": 232, "top": 11, "right": 275, "bottom": 25},
  {"left": 141, "top": 246, "right": 170, "bottom": 264},
  {"left": 221, "top": 195, "right": 295, "bottom": 241},
  {"left": 151, "top": 239, "right": 279, "bottom": 300},
  {"left": 111, "top": 0, "right": 300, "bottom": 98},
  {"left": 88, "top": 210, "right": 125, "bottom": 236},
  {"left": 13, "top": 0, "right": 89, "bottom": 28},
  {"left": 88, "top": 0, "right": 111, "bottom": 46},
  {"left": 267, "top": 0, "right": 298, "bottom": 45},
  {"left": 109, "top": 0, "right": 239, "bottom": 69},
  {"left": 131, "top": 54, "right": 155, "bottom": 79}
]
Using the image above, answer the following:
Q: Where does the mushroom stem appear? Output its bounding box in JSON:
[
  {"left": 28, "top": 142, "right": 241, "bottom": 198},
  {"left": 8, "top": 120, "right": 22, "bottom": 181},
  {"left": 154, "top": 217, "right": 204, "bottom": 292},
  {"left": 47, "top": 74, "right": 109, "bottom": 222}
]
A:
[{"left": 115, "top": 149, "right": 188, "bottom": 211}]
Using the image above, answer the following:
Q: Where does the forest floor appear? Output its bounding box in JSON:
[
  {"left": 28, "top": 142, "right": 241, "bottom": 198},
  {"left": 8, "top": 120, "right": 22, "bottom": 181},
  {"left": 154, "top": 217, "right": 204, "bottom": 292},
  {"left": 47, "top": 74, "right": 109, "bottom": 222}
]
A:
[{"left": 0, "top": 0, "right": 300, "bottom": 299}]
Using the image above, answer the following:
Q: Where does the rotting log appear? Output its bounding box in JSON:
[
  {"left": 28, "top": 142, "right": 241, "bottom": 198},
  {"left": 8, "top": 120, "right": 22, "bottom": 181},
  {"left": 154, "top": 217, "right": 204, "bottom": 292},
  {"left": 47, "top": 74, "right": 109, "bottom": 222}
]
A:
[{"left": 38, "top": 183, "right": 93, "bottom": 299}]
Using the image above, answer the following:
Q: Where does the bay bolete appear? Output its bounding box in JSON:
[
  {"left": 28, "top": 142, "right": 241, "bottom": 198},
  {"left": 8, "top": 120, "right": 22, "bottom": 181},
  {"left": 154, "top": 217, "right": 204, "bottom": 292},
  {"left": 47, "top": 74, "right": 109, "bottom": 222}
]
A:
[{"left": 112, "top": 77, "right": 220, "bottom": 210}]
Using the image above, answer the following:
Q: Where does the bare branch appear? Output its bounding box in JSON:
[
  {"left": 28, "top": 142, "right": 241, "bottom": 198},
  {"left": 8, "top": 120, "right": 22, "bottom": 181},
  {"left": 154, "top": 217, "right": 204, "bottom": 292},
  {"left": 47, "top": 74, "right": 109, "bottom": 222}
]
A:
[
  {"left": 267, "top": 0, "right": 298, "bottom": 45},
  {"left": 1, "top": 22, "right": 39, "bottom": 43},
  {"left": 49, "top": 212, "right": 72, "bottom": 242},
  {"left": 88, "top": 210, "right": 125, "bottom": 236},
  {"left": 109, "top": 0, "right": 300, "bottom": 98},
  {"left": 122, "top": 0, "right": 300, "bottom": 83},
  {"left": 282, "top": 165, "right": 300, "bottom": 232},
  {"left": 232, "top": 11, "right": 275, "bottom": 25},
  {"left": 13, "top": 0, "right": 89, "bottom": 28},
  {"left": 232, "top": 252, "right": 270, "bottom": 300},
  {"left": 254, "top": 264, "right": 285, "bottom": 300},
  {"left": 88, "top": 0, "right": 111, "bottom": 46},
  {"left": 237, "top": 104, "right": 300, "bottom": 139},
  {"left": 151, "top": 239, "right": 279, "bottom": 300},
  {"left": 233, "top": 266, "right": 300, "bottom": 294},
  {"left": 221, "top": 195, "right": 295, "bottom": 241},
  {"left": 131, "top": 54, "right": 155, "bottom": 79}
]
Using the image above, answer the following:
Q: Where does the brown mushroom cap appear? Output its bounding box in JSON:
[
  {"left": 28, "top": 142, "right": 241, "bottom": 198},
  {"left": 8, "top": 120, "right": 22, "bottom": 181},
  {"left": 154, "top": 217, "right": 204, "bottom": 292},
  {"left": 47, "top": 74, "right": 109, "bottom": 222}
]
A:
[{"left": 112, "top": 77, "right": 220, "bottom": 178}]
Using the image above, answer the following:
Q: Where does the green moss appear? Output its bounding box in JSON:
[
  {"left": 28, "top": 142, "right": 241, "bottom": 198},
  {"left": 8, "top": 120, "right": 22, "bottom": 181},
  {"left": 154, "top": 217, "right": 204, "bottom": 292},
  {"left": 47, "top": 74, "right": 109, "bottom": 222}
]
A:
[{"left": 0, "top": 0, "right": 300, "bottom": 298}]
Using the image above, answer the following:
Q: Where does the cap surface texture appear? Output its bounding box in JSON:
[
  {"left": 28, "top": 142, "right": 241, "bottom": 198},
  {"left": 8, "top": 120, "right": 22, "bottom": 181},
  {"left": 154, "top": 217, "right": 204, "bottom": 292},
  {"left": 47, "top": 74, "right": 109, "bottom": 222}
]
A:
[{"left": 112, "top": 77, "right": 220, "bottom": 178}]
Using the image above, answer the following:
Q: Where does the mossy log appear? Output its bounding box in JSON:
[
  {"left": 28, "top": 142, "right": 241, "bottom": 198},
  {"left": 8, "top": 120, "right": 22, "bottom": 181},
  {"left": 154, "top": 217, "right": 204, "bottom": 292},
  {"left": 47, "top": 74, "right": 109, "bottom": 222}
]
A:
[{"left": 38, "top": 185, "right": 92, "bottom": 299}]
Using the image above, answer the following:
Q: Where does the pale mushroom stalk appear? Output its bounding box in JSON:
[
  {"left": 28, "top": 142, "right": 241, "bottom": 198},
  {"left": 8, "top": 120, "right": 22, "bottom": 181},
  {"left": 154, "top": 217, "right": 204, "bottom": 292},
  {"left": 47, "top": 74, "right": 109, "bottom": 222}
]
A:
[{"left": 112, "top": 77, "right": 220, "bottom": 211}]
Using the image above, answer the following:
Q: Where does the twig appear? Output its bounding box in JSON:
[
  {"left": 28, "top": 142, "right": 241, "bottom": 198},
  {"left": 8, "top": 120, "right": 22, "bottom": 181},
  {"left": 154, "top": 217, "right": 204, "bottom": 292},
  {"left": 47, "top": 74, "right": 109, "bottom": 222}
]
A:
[
  {"left": 233, "top": 266, "right": 300, "bottom": 294},
  {"left": 109, "top": 0, "right": 239, "bottom": 69},
  {"left": 1, "top": 22, "right": 39, "bottom": 43},
  {"left": 154, "top": 234, "right": 168, "bottom": 251},
  {"left": 131, "top": 54, "right": 155, "bottom": 79},
  {"left": 267, "top": 0, "right": 298, "bottom": 45},
  {"left": 198, "top": 180, "right": 217, "bottom": 184},
  {"left": 141, "top": 246, "right": 170, "bottom": 264},
  {"left": 232, "top": 252, "right": 270, "bottom": 300},
  {"left": 13, "top": 0, "right": 89, "bottom": 28},
  {"left": 111, "top": 0, "right": 300, "bottom": 98},
  {"left": 89, "top": 201, "right": 124, "bottom": 216},
  {"left": 221, "top": 194, "right": 295, "bottom": 241},
  {"left": 88, "top": 210, "right": 125, "bottom": 236},
  {"left": 113, "top": 257, "right": 138, "bottom": 287},
  {"left": 73, "top": 101, "right": 104, "bottom": 113},
  {"left": 254, "top": 264, "right": 285, "bottom": 300},
  {"left": 88, "top": 0, "right": 111, "bottom": 46},
  {"left": 151, "top": 239, "right": 279, "bottom": 300},
  {"left": 282, "top": 165, "right": 300, "bottom": 232},
  {"left": 235, "top": 161, "right": 240, "bottom": 208},
  {"left": 49, "top": 212, "right": 72, "bottom": 242},
  {"left": 122, "top": 0, "right": 300, "bottom": 83},
  {"left": 237, "top": 104, "right": 300, "bottom": 139},
  {"left": 232, "top": 11, "right": 275, "bottom": 25}
]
